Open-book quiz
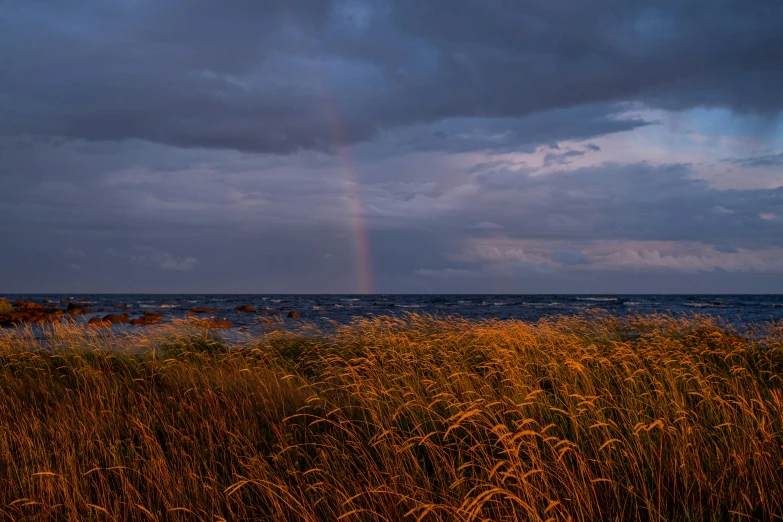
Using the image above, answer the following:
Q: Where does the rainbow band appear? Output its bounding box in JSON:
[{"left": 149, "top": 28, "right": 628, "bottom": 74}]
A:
[{"left": 320, "top": 84, "right": 373, "bottom": 294}]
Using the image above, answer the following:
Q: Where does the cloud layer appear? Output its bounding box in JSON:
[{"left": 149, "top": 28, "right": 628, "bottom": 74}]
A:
[
  {"left": 0, "top": 0, "right": 782, "bottom": 292},
  {"left": 2, "top": 0, "right": 782, "bottom": 153}
]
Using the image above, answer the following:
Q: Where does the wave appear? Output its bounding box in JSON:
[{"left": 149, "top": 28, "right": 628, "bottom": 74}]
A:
[{"left": 575, "top": 297, "right": 619, "bottom": 302}]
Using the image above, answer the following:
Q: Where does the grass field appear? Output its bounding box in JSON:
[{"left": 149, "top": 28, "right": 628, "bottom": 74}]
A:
[{"left": 0, "top": 313, "right": 781, "bottom": 521}]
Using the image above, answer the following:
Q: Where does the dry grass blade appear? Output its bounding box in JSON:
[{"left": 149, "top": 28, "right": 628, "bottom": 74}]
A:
[{"left": 0, "top": 312, "right": 781, "bottom": 521}]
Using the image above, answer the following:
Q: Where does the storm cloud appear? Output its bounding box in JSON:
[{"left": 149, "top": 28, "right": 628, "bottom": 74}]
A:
[
  {"left": 2, "top": 0, "right": 782, "bottom": 153},
  {"left": 0, "top": 0, "right": 782, "bottom": 292}
]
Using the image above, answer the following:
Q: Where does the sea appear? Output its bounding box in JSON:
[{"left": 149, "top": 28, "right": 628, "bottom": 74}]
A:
[{"left": 3, "top": 294, "right": 783, "bottom": 331}]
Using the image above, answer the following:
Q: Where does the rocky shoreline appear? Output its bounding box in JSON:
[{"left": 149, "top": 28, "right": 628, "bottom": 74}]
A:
[{"left": 0, "top": 299, "right": 300, "bottom": 329}]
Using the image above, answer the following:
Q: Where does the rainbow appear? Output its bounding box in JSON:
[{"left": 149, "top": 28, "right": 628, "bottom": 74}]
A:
[
  {"left": 319, "top": 83, "right": 374, "bottom": 294},
  {"left": 274, "top": 11, "right": 373, "bottom": 293}
]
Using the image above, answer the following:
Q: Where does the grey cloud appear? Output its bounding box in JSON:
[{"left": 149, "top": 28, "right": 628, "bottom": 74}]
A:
[
  {"left": 543, "top": 149, "right": 586, "bottom": 167},
  {"left": 722, "top": 153, "right": 783, "bottom": 167},
  {"left": 1, "top": 0, "right": 781, "bottom": 153},
  {"left": 462, "top": 162, "right": 783, "bottom": 247},
  {"left": 111, "top": 246, "right": 199, "bottom": 272},
  {"left": 413, "top": 268, "right": 479, "bottom": 279},
  {"left": 1, "top": 1, "right": 783, "bottom": 293},
  {"left": 471, "top": 222, "right": 504, "bottom": 231},
  {"left": 359, "top": 105, "right": 651, "bottom": 156},
  {"left": 1, "top": 139, "right": 783, "bottom": 291},
  {"left": 553, "top": 249, "right": 592, "bottom": 266},
  {"left": 64, "top": 246, "right": 86, "bottom": 259}
]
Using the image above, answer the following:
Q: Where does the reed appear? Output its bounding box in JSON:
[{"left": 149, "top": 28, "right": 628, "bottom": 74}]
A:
[{"left": 0, "top": 312, "right": 781, "bottom": 521}]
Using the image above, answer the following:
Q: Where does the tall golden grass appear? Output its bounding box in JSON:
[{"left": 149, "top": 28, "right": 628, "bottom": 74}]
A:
[{"left": 0, "top": 312, "right": 781, "bottom": 521}]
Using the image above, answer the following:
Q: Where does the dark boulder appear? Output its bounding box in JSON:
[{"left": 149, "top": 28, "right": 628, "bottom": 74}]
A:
[
  {"left": 14, "top": 300, "right": 45, "bottom": 312},
  {"left": 235, "top": 305, "right": 256, "bottom": 313},
  {"left": 102, "top": 313, "right": 130, "bottom": 324},
  {"left": 66, "top": 302, "right": 87, "bottom": 314},
  {"left": 193, "top": 318, "right": 233, "bottom": 329},
  {"left": 0, "top": 312, "right": 30, "bottom": 326},
  {"left": 190, "top": 307, "right": 219, "bottom": 314},
  {"left": 0, "top": 306, "right": 65, "bottom": 325},
  {"left": 34, "top": 313, "right": 60, "bottom": 324},
  {"left": 287, "top": 311, "right": 300, "bottom": 318},
  {"left": 86, "top": 317, "right": 112, "bottom": 327},
  {"left": 130, "top": 314, "right": 162, "bottom": 326}
]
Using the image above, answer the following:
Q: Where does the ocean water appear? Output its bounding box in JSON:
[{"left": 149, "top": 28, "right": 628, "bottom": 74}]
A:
[{"left": 3, "top": 294, "right": 783, "bottom": 330}]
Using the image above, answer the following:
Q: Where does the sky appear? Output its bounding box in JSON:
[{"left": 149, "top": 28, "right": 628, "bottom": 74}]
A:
[{"left": 1, "top": 0, "right": 783, "bottom": 294}]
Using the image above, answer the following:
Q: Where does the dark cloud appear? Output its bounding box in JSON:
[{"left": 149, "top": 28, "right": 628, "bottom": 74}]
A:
[
  {"left": 543, "top": 149, "right": 586, "bottom": 167},
  {"left": 723, "top": 153, "right": 783, "bottom": 167},
  {"left": 1, "top": 0, "right": 781, "bottom": 153},
  {"left": 355, "top": 105, "right": 651, "bottom": 158},
  {"left": 553, "top": 249, "right": 592, "bottom": 266},
  {"left": 1, "top": 1, "right": 783, "bottom": 293},
  {"left": 465, "top": 162, "right": 783, "bottom": 247},
  {"left": 2, "top": 128, "right": 782, "bottom": 292}
]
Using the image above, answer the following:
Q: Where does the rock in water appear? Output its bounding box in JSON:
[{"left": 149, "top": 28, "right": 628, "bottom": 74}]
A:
[
  {"left": 193, "top": 318, "right": 233, "bottom": 329},
  {"left": 287, "top": 311, "right": 300, "bottom": 318},
  {"left": 66, "top": 302, "right": 87, "bottom": 314},
  {"left": 130, "top": 313, "right": 162, "bottom": 326},
  {"left": 14, "top": 300, "right": 45, "bottom": 312},
  {"left": 102, "top": 313, "right": 130, "bottom": 324},
  {"left": 190, "top": 307, "right": 219, "bottom": 314},
  {"left": 86, "top": 317, "right": 112, "bottom": 327}
]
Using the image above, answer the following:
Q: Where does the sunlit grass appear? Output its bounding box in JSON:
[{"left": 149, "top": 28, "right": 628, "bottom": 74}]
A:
[{"left": 0, "top": 313, "right": 781, "bottom": 521}]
